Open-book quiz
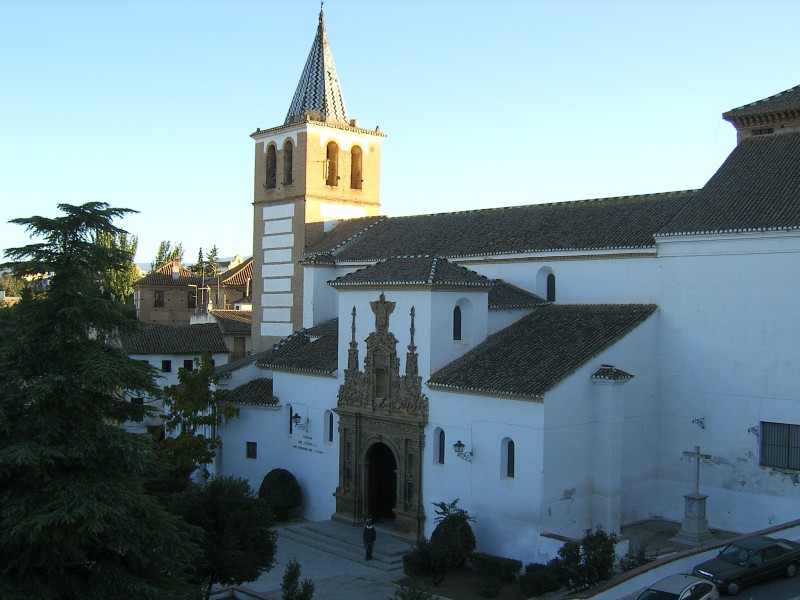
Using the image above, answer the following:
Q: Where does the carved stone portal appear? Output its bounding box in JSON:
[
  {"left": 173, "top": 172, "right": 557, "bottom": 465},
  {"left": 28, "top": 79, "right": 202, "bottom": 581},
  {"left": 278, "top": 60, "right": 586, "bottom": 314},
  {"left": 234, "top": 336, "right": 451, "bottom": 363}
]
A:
[{"left": 332, "top": 296, "right": 428, "bottom": 542}]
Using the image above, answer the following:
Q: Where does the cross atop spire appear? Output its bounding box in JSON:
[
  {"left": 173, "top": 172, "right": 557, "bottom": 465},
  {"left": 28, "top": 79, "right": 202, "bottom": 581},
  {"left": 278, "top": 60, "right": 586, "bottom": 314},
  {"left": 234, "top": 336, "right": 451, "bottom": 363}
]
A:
[{"left": 284, "top": 7, "right": 349, "bottom": 125}]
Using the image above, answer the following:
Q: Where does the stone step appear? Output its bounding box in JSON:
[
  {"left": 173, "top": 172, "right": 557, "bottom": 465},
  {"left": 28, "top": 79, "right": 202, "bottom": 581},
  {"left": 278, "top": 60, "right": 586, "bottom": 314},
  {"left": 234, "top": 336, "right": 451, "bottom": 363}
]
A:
[{"left": 277, "top": 520, "right": 413, "bottom": 572}]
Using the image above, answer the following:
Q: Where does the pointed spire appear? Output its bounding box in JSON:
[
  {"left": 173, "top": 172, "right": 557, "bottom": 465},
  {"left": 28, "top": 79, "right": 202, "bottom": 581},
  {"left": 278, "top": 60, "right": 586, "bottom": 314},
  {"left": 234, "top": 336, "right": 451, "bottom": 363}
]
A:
[{"left": 285, "top": 7, "right": 349, "bottom": 125}]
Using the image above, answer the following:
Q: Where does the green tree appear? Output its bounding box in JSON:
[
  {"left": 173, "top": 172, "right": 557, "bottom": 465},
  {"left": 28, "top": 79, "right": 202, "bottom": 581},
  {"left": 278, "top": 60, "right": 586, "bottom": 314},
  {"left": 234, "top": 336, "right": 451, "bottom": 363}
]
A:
[
  {"left": 258, "top": 468, "right": 303, "bottom": 521},
  {"left": 157, "top": 351, "right": 238, "bottom": 490},
  {"left": 150, "top": 240, "right": 184, "bottom": 272},
  {"left": 94, "top": 230, "right": 139, "bottom": 304},
  {"left": 170, "top": 475, "right": 278, "bottom": 600},
  {"left": 205, "top": 244, "right": 220, "bottom": 278},
  {"left": 280, "top": 559, "right": 315, "bottom": 600},
  {"left": 190, "top": 247, "right": 205, "bottom": 275},
  {"left": 0, "top": 272, "right": 26, "bottom": 297},
  {"left": 0, "top": 202, "right": 200, "bottom": 600}
]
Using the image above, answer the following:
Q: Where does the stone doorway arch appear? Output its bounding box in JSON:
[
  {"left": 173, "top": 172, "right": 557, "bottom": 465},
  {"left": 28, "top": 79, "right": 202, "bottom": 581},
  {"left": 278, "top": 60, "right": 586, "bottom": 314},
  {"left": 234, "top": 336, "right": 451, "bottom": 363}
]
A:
[
  {"left": 332, "top": 295, "right": 428, "bottom": 541},
  {"left": 366, "top": 442, "right": 397, "bottom": 521}
]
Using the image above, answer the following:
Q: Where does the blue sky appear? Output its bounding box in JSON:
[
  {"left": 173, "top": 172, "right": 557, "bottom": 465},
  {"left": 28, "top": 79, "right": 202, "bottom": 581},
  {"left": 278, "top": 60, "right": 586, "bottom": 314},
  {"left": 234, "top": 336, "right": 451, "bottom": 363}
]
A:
[{"left": 1, "top": 0, "right": 798, "bottom": 265}]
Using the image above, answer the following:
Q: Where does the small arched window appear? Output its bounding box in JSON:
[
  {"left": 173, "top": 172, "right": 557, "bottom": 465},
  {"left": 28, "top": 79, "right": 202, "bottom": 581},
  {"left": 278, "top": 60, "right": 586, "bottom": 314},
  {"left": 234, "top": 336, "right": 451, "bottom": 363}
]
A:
[
  {"left": 453, "top": 306, "right": 462, "bottom": 340},
  {"left": 326, "top": 141, "right": 339, "bottom": 186},
  {"left": 283, "top": 140, "right": 293, "bottom": 185},
  {"left": 546, "top": 273, "right": 556, "bottom": 302},
  {"left": 438, "top": 429, "right": 446, "bottom": 465},
  {"left": 502, "top": 438, "right": 515, "bottom": 478},
  {"left": 350, "top": 145, "right": 362, "bottom": 189},
  {"left": 266, "top": 145, "right": 277, "bottom": 189}
]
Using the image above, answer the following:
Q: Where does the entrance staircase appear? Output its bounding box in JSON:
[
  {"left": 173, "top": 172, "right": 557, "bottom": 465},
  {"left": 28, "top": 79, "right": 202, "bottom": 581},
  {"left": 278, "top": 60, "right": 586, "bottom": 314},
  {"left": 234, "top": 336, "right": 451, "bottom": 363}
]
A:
[{"left": 277, "top": 519, "right": 413, "bottom": 573}]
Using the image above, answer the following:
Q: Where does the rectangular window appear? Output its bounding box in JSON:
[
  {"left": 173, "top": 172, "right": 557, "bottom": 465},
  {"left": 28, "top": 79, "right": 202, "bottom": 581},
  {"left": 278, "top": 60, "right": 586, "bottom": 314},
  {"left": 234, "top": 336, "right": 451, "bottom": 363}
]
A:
[
  {"left": 154, "top": 290, "right": 165, "bottom": 308},
  {"left": 161, "top": 359, "right": 172, "bottom": 373},
  {"left": 183, "top": 359, "right": 194, "bottom": 371},
  {"left": 131, "top": 397, "right": 144, "bottom": 422},
  {"left": 752, "top": 127, "right": 774, "bottom": 136},
  {"left": 188, "top": 290, "right": 197, "bottom": 309},
  {"left": 246, "top": 442, "right": 257, "bottom": 459},
  {"left": 761, "top": 422, "right": 800, "bottom": 470}
]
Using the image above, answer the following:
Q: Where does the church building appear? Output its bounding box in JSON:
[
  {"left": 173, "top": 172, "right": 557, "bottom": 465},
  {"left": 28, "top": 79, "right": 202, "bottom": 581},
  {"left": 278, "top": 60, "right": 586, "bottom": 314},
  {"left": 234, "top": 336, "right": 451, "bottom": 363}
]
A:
[{"left": 217, "top": 9, "right": 800, "bottom": 563}]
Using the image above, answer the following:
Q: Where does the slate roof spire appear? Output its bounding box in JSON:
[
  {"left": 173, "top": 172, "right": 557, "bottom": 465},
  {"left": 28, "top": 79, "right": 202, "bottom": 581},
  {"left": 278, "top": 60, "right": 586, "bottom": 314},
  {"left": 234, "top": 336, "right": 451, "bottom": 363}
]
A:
[{"left": 285, "top": 8, "right": 349, "bottom": 126}]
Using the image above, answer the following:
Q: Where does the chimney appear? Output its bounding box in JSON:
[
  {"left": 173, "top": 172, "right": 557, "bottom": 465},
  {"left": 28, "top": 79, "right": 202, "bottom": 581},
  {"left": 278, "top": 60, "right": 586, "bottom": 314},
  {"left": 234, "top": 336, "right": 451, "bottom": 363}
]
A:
[{"left": 171, "top": 261, "right": 180, "bottom": 280}]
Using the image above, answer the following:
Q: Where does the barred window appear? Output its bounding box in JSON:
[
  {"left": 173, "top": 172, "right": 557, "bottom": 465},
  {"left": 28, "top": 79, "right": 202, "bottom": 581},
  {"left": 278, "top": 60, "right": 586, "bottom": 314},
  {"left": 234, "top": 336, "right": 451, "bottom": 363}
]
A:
[
  {"left": 760, "top": 422, "right": 800, "bottom": 470},
  {"left": 246, "top": 442, "right": 257, "bottom": 459}
]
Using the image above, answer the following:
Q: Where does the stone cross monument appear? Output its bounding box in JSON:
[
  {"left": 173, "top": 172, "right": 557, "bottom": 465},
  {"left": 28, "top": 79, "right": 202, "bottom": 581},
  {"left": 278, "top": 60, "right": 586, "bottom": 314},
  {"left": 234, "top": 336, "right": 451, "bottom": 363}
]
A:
[{"left": 670, "top": 445, "right": 716, "bottom": 547}]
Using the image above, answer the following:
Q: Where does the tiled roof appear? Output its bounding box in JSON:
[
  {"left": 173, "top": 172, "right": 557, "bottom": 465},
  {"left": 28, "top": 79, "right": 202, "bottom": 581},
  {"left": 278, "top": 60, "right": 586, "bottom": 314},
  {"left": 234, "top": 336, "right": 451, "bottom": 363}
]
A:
[
  {"left": 224, "top": 378, "right": 278, "bottom": 407},
  {"left": 723, "top": 85, "right": 800, "bottom": 122},
  {"left": 215, "top": 348, "right": 274, "bottom": 375},
  {"left": 211, "top": 310, "right": 252, "bottom": 333},
  {"left": 302, "top": 216, "right": 384, "bottom": 259},
  {"left": 658, "top": 131, "right": 800, "bottom": 236},
  {"left": 122, "top": 323, "right": 229, "bottom": 355},
  {"left": 489, "top": 280, "right": 547, "bottom": 309},
  {"left": 259, "top": 318, "right": 339, "bottom": 375},
  {"left": 134, "top": 260, "right": 202, "bottom": 287},
  {"left": 285, "top": 10, "right": 348, "bottom": 125},
  {"left": 329, "top": 256, "right": 495, "bottom": 290},
  {"left": 428, "top": 304, "right": 657, "bottom": 399},
  {"left": 307, "top": 192, "right": 696, "bottom": 262},
  {"left": 592, "top": 364, "right": 633, "bottom": 381},
  {"left": 210, "top": 257, "right": 252, "bottom": 287}
]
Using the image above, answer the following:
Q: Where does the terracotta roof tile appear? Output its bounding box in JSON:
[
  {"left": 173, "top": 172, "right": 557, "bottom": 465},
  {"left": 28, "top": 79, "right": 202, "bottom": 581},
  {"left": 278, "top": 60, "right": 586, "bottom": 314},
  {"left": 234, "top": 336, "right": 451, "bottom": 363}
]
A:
[
  {"left": 134, "top": 260, "right": 202, "bottom": 287},
  {"left": 211, "top": 310, "right": 252, "bottom": 333},
  {"left": 308, "top": 192, "right": 696, "bottom": 262},
  {"left": 489, "top": 280, "right": 547, "bottom": 309},
  {"left": 329, "top": 256, "right": 494, "bottom": 289},
  {"left": 210, "top": 257, "right": 253, "bottom": 286},
  {"left": 658, "top": 131, "right": 800, "bottom": 236},
  {"left": 225, "top": 378, "right": 277, "bottom": 406},
  {"left": 428, "top": 304, "right": 657, "bottom": 399},
  {"left": 723, "top": 85, "right": 800, "bottom": 121},
  {"left": 259, "top": 319, "right": 338, "bottom": 375},
  {"left": 121, "top": 323, "right": 229, "bottom": 355}
]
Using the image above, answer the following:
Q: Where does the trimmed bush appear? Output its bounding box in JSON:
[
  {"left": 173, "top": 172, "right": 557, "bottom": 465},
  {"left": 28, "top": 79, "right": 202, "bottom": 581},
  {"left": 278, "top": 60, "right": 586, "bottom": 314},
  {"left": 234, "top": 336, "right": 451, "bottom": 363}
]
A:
[
  {"left": 402, "top": 539, "right": 447, "bottom": 584},
  {"left": 619, "top": 542, "right": 652, "bottom": 572},
  {"left": 549, "top": 527, "right": 617, "bottom": 591},
  {"left": 430, "top": 499, "right": 476, "bottom": 571},
  {"left": 469, "top": 552, "right": 522, "bottom": 583},
  {"left": 388, "top": 587, "right": 437, "bottom": 600},
  {"left": 519, "top": 563, "right": 561, "bottom": 597},
  {"left": 258, "top": 468, "right": 302, "bottom": 521}
]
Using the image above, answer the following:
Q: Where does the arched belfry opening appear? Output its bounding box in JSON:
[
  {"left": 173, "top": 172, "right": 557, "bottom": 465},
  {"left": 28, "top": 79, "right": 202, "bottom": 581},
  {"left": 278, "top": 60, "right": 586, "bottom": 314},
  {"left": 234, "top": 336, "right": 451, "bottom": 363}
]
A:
[{"left": 333, "top": 295, "right": 428, "bottom": 541}]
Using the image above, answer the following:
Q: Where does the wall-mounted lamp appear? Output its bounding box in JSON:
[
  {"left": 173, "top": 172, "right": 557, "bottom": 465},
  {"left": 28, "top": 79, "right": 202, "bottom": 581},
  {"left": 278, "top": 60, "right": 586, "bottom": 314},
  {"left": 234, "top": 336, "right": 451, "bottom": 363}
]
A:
[
  {"left": 453, "top": 440, "right": 473, "bottom": 462},
  {"left": 748, "top": 426, "right": 760, "bottom": 437},
  {"left": 692, "top": 418, "right": 706, "bottom": 429},
  {"left": 292, "top": 412, "right": 309, "bottom": 432}
]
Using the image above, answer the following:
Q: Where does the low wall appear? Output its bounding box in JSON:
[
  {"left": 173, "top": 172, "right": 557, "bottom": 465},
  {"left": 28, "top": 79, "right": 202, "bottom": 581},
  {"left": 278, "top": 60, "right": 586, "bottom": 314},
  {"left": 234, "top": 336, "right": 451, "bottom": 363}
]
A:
[{"left": 569, "top": 519, "right": 800, "bottom": 599}]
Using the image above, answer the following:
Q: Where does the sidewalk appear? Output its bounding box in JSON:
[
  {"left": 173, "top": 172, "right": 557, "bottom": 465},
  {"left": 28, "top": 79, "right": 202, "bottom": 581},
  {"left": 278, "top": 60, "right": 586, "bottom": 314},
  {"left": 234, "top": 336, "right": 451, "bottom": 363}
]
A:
[{"left": 214, "top": 520, "right": 415, "bottom": 600}]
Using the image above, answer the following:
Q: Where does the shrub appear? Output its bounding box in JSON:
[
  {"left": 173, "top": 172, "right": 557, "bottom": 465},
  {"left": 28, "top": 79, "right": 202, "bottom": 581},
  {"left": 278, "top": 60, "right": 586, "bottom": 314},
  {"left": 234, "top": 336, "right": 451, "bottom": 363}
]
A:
[
  {"left": 258, "top": 468, "right": 302, "bottom": 521},
  {"left": 402, "top": 539, "right": 448, "bottom": 584},
  {"left": 618, "top": 542, "right": 652, "bottom": 572},
  {"left": 281, "top": 559, "right": 314, "bottom": 600},
  {"left": 430, "top": 499, "right": 476, "bottom": 571},
  {"left": 469, "top": 553, "right": 522, "bottom": 582},
  {"left": 478, "top": 575, "right": 501, "bottom": 598},
  {"left": 549, "top": 527, "right": 617, "bottom": 591},
  {"left": 388, "top": 587, "right": 437, "bottom": 600},
  {"left": 519, "top": 563, "right": 561, "bottom": 597}
]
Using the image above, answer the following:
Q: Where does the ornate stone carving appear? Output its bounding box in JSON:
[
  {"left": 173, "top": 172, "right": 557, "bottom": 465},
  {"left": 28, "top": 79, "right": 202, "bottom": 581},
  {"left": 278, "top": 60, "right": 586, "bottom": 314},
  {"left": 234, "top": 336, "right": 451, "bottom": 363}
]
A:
[{"left": 333, "top": 296, "right": 427, "bottom": 541}]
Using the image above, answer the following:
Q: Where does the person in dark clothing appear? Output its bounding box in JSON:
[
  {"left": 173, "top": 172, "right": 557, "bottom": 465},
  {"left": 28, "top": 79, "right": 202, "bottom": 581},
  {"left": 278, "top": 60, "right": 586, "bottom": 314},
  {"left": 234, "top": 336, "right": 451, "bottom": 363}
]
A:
[{"left": 363, "top": 516, "right": 376, "bottom": 560}]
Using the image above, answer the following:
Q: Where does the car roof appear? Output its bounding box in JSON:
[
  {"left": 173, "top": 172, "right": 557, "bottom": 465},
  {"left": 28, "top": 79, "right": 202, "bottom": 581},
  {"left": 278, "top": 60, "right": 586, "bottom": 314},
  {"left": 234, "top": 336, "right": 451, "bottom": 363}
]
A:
[
  {"left": 730, "top": 535, "right": 783, "bottom": 550},
  {"left": 651, "top": 574, "right": 708, "bottom": 592}
]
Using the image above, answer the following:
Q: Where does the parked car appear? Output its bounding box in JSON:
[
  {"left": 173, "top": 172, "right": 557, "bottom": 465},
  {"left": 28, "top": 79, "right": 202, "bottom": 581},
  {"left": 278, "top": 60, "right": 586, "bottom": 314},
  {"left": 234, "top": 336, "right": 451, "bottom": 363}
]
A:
[
  {"left": 692, "top": 535, "right": 800, "bottom": 595},
  {"left": 636, "top": 574, "right": 719, "bottom": 600}
]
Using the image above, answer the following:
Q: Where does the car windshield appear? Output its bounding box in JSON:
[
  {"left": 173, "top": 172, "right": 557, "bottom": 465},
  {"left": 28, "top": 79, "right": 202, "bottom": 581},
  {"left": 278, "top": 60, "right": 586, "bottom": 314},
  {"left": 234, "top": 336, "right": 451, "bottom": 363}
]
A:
[
  {"left": 636, "top": 590, "right": 678, "bottom": 600},
  {"left": 719, "top": 543, "right": 752, "bottom": 566}
]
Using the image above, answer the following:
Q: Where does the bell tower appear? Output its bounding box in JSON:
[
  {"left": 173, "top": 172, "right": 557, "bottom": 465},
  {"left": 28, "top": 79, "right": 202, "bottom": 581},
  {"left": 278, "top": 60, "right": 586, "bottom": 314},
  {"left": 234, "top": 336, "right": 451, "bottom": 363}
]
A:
[{"left": 251, "top": 9, "right": 386, "bottom": 351}]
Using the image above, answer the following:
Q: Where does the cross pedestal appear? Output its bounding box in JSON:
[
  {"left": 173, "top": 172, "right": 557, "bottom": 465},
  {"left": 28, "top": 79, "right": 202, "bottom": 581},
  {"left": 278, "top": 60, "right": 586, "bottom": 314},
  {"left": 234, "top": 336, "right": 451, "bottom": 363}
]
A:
[{"left": 669, "top": 446, "right": 716, "bottom": 547}]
